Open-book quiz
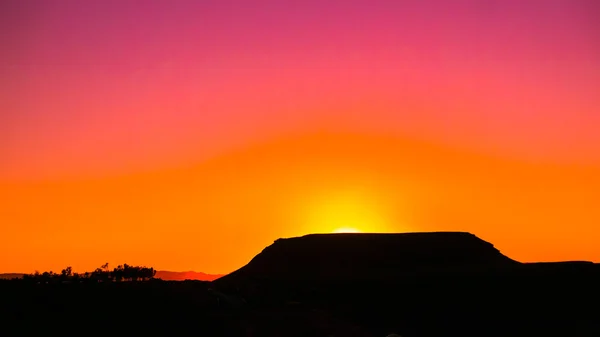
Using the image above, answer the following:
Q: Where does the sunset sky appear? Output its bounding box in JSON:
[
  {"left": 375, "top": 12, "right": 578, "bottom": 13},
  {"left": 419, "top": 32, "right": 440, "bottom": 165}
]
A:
[{"left": 1, "top": 0, "right": 599, "bottom": 274}]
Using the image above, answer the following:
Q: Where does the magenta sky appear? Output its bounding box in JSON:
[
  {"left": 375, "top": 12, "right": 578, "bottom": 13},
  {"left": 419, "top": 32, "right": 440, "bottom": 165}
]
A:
[{"left": 1, "top": 0, "right": 599, "bottom": 180}]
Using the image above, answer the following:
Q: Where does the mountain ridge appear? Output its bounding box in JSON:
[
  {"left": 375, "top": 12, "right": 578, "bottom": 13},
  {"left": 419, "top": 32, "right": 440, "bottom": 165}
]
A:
[{"left": 216, "top": 231, "right": 521, "bottom": 286}]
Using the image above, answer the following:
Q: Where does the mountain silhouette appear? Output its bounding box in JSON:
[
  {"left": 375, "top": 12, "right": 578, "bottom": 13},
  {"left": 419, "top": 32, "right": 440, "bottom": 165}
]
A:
[
  {"left": 212, "top": 231, "right": 600, "bottom": 336},
  {"left": 216, "top": 231, "right": 518, "bottom": 285}
]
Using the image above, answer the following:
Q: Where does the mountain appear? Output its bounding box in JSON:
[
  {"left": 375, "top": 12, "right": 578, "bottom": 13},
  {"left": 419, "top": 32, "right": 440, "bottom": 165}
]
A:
[
  {"left": 216, "top": 231, "right": 518, "bottom": 285},
  {"left": 212, "top": 231, "right": 600, "bottom": 336},
  {"left": 155, "top": 270, "right": 222, "bottom": 281}
]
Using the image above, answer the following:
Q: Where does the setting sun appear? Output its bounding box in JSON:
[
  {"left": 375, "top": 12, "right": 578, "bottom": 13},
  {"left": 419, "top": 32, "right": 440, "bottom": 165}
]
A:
[
  {"left": 296, "top": 185, "right": 394, "bottom": 236},
  {"left": 332, "top": 227, "right": 361, "bottom": 233}
]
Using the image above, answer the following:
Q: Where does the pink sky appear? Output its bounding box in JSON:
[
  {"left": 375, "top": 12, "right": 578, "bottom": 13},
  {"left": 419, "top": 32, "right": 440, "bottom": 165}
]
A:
[{"left": 1, "top": 0, "right": 599, "bottom": 179}]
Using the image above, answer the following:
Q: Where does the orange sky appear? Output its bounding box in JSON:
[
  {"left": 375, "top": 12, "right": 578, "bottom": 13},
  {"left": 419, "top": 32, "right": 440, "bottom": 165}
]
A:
[
  {"left": 1, "top": 1, "right": 599, "bottom": 273},
  {"left": 2, "top": 132, "right": 599, "bottom": 274}
]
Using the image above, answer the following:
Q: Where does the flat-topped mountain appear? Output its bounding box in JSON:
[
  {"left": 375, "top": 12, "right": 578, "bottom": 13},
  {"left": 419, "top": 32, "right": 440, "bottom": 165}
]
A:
[
  {"left": 217, "top": 232, "right": 519, "bottom": 285},
  {"left": 211, "top": 232, "right": 600, "bottom": 336}
]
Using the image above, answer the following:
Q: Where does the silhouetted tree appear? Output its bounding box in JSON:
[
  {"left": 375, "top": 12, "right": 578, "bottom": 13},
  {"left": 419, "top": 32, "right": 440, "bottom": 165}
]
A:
[
  {"left": 61, "top": 266, "right": 72, "bottom": 277},
  {"left": 18, "top": 263, "right": 156, "bottom": 283},
  {"left": 41, "top": 271, "right": 54, "bottom": 284},
  {"left": 112, "top": 265, "right": 124, "bottom": 282},
  {"left": 123, "top": 264, "right": 138, "bottom": 281},
  {"left": 139, "top": 267, "right": 156, "bottom": 281}
]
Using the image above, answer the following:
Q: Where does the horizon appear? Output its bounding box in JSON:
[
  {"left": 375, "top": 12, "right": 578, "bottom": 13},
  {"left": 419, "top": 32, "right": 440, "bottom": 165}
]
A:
[
  {"left": 1, "top": 229, "right": 598, "bottom": 275},
  {"left": 1, "top": 0, "right": 599, "bottom": 274}
]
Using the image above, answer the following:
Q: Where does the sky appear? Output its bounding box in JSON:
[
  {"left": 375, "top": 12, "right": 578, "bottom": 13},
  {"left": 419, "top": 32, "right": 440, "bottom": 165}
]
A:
[{"left": 1, "top": 0, "right": 599, "bottom": 274}]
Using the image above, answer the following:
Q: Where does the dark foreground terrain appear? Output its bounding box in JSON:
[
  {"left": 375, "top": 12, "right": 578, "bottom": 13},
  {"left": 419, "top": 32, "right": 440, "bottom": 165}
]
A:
[{"left": 2, "top": 232, "right": 599, "bottom": 337}]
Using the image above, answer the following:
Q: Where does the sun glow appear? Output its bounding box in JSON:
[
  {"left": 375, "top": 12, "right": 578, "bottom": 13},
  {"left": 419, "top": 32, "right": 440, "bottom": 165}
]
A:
[
  {"left": 332, "top": 227, "right": 361, "bottom": 233},
  {"left": 299, "top": 186, "right": 392, "bottom": 235}
]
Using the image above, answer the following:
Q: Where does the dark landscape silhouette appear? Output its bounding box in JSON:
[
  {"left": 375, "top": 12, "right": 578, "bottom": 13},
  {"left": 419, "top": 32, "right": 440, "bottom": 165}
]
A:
[{"left": 1, "top": 232, "right": 599, "bottom": 337}]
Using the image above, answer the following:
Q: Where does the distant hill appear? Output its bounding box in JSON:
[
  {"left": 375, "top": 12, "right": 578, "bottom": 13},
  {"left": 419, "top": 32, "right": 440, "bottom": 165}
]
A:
[
  {"left": 0, "top": 273, "right": 24, "bottom": 280},
  {"left": 155, "top": 271, "right": 223, "bottom": 281}
]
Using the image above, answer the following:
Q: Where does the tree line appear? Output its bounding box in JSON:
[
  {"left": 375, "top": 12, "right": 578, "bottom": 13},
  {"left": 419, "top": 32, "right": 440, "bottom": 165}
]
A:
[{"left": 21, "top": 263, "right": 156, "bottom": 283}]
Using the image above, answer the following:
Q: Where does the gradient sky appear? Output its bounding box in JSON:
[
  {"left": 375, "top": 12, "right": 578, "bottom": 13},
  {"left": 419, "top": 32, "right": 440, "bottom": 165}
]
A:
[{"left": 1, "top": 0, "right": 599, "bottom": 274}]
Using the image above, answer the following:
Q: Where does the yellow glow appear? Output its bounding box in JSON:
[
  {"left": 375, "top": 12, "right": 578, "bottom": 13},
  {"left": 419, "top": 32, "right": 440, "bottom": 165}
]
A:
[
  {"left": 332, "top": 227, "right": 361, "bottom": 233},
  {"left": 300, "top": 186, "right": 392, "bottom": 235}
]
